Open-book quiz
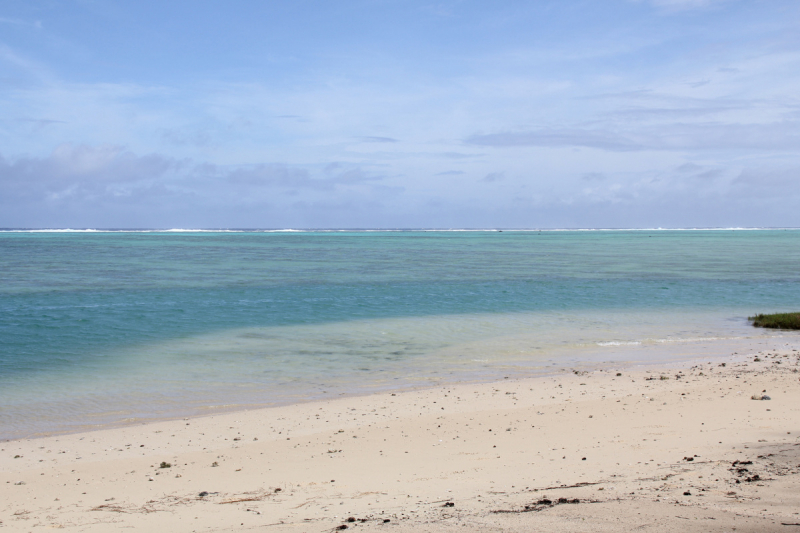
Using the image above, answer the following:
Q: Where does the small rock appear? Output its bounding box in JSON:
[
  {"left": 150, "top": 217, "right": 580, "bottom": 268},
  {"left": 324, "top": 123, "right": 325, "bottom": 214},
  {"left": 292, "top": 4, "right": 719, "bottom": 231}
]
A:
[{"left": 198, "top": 491, "right": 209, "bottom": 497}]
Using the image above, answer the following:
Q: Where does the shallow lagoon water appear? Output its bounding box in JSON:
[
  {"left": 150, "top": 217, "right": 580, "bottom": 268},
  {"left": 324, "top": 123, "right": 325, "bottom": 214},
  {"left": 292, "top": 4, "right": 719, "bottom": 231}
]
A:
[{"left": 1, "top": 230, "right": 799, "bottom": 439}]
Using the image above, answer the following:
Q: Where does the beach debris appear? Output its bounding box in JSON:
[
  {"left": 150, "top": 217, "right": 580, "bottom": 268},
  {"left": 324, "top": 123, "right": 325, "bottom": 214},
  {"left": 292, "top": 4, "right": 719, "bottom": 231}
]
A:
[
  {"left": 13, "top": 455, "right": 21, "bottom": 458},
  {"left": 198, "top": 491, "right": 209, "bottom": 497},
  {"left": 751, "top": 394, "right": 771, "bottom": 400},
  {"left": 493, "top": 497, "right": 587, "bottom": 514},
  {"left": 211, "top": 461, "right": 219, "bottom": 467},
  {"left": 729, "top": 460, "right": 764, "bottom": 483},
  {"left": 14, "top": 481, "right": 25, "bottom": 485},
  {"left": 159, "top": 461, "right": 171, "bottom": 469},
  {"left": 683, "top": 491, "right": 691, "bottom": 496},
  {"left": 443, "top": 502, "right": 455, "bottom": 507},
  {"left": 683, "top": 456, "right": 695, "bottom": 462}
]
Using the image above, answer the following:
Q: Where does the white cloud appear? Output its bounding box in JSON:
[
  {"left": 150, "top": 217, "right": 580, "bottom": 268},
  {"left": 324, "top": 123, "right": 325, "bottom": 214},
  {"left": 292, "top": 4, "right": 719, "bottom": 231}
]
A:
[{"left": 0, "top": 144, "right": 385, "bottom": 210}]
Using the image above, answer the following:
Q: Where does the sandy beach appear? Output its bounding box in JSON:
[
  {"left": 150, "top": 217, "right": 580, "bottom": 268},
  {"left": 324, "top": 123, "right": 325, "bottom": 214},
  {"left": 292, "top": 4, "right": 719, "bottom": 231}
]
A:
[{"left": 2, "top": 340, "right": 799, "bottom": 532}]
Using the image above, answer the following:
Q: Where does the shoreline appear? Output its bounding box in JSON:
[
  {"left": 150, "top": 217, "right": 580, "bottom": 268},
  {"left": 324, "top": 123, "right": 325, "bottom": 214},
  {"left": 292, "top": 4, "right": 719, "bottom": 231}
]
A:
[
  {"left": 3, "top": 333, "right": 790, "bottom": 443},
  {"left": 2, "top": 339, "right": 799, "bottom": 531}
]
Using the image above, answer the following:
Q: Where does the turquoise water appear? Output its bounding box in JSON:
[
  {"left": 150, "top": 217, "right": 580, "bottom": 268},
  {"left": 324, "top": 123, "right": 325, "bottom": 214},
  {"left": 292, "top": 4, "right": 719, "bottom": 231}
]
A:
[{"left": 1, "top": 229, "right": 799, "bottom": 439}]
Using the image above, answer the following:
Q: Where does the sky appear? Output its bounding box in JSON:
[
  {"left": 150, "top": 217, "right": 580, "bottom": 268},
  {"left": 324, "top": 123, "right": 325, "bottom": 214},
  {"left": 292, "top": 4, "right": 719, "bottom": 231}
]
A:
[{"left": 1, "top": 0, "right": 799, "bottom": 229}]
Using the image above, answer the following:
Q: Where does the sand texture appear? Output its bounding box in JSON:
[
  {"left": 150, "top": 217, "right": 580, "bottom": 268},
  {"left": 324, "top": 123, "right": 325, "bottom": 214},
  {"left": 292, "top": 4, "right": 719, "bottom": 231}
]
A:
[{"left": 2, "top": 343, "right": 800, "bottom": 532}]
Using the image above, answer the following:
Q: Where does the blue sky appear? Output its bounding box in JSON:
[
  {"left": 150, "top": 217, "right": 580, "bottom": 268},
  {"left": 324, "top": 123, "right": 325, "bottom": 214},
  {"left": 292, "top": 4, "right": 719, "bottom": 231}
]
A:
[{"left": 1, "top": 0, "right": 799, "bottom": 228}]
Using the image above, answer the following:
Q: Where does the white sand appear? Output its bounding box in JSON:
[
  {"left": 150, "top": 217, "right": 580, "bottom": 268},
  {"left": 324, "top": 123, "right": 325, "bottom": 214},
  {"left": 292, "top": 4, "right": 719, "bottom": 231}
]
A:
[{"left": 2, "top": 342, "right": 800, "bottom": 532}]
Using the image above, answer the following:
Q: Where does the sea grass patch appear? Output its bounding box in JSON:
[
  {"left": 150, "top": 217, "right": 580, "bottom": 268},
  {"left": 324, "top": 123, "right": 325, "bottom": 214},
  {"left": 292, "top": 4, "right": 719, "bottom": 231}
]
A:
[{"left": 749, "top": 312, "right": 800, "bottom": 330}]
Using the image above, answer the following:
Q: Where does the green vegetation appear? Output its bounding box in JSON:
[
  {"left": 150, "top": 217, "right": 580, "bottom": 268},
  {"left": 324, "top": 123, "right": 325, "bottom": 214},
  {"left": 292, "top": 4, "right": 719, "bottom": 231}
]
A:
[{"left": 749, "top": 312, "right": 800, "bottom": 330}]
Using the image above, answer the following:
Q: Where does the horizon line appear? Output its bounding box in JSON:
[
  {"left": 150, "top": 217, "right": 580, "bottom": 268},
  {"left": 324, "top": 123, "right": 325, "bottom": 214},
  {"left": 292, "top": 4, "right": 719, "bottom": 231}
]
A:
[{"left": 2, "top": 227, "right": 799, "bottom": 233}]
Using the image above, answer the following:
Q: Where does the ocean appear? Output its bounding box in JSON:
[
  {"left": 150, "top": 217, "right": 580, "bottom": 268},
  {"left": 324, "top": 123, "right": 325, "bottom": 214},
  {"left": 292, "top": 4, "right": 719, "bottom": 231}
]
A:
[{"left": 1, "top": 229, "right": 799, "bottom": 439}]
